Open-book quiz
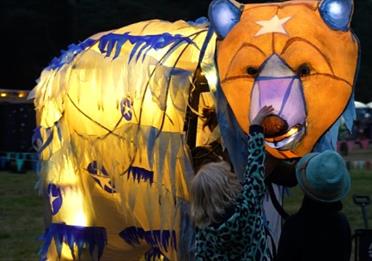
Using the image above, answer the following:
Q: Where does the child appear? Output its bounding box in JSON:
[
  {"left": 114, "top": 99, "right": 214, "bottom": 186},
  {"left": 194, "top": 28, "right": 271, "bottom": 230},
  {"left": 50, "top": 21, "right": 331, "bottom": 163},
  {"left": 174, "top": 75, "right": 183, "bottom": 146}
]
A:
[
  {"left": 190, "top": 106, "right": 274, "bottom": 261},
  {"left": 275, "top": 150, "right": 352, "bottom": 261}
]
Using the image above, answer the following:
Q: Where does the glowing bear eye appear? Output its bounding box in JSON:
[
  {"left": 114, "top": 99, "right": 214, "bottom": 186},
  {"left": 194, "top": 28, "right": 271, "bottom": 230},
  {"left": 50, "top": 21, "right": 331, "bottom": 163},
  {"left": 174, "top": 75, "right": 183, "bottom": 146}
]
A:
[
  {"left": 297, "top": 64, "right": 311, "bottom": 77},
  {"left": 319, "top": 0, "right": 353, "bottom": 31},
  {"left": 246, "top": 66, "right": 259, "bottom": 76}
]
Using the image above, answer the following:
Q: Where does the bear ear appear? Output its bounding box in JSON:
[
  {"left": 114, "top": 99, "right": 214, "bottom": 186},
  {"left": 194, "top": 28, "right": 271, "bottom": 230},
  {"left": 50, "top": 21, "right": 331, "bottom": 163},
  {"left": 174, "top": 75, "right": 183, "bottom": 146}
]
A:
[
  {"left": 319, "top": 0, "right": 354, "bottom": 31},
  {"left": 208, "top": 0, "right": 242, "bottom": 39}
]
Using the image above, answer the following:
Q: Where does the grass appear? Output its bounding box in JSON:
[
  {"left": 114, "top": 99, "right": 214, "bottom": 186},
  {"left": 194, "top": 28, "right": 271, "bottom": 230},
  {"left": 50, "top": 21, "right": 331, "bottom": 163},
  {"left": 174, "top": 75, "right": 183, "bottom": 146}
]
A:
[
  {"left": 0, "top": 171, "right": 44, "bottom": 260},
  {"left": 0, "top": 170, "right": 371, "bottom": 260}
]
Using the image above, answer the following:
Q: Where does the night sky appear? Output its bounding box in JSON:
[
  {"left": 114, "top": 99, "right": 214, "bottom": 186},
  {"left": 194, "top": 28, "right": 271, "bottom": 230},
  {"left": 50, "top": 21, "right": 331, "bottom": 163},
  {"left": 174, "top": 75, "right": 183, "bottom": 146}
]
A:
[{"left": 1, "top": 0, "right": 371, "bottom": 102}]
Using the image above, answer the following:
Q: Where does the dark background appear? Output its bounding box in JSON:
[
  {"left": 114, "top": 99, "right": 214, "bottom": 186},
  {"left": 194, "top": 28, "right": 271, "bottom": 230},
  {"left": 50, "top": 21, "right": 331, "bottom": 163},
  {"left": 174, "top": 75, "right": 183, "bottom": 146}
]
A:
[{"left": 0, "top": 0, "right": 371, "bottom": 102}]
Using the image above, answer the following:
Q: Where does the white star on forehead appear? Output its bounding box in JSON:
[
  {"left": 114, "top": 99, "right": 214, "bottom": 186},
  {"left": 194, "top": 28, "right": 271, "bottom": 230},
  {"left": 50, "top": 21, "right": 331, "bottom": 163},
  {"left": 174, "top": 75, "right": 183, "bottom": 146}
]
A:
[{"left": 255, "top": 15, "right": 292, "bottom": 37}]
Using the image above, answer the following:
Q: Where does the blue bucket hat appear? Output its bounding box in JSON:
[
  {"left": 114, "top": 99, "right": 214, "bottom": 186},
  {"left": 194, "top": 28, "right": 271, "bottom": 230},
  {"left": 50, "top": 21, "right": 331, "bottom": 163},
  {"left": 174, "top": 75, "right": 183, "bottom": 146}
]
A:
[{"left": 296, "top": 150, "right": 351, "bottom": 202}]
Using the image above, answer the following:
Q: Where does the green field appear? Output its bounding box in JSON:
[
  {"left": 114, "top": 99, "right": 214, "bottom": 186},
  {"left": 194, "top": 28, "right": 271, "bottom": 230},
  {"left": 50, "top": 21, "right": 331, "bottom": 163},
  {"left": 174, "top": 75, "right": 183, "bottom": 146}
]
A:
[
  {"left": 0, "top": 172, "right": 44, "bottom": 260},
  {"left": 0, "top": 170, "right": 371, "bottom": 260}
]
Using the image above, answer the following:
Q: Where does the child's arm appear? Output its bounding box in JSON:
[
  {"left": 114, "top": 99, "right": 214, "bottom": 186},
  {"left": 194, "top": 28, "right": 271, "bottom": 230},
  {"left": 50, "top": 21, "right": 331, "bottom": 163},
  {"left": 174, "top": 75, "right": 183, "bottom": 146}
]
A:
[
  {"left": 241, "top": 124, "right": 266, "bottom": 198},
  {"left": 240, "top": 106, "right": 273, "bottom": 205}
]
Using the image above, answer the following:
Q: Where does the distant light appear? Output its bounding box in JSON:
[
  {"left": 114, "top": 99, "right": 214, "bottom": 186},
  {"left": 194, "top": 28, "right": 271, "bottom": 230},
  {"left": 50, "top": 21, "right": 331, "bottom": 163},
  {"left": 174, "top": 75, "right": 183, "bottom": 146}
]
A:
[
  {"left": 0, "top": 93, "right": 7, "bottom": 97},
  {"left": 18, "top": 92, "right": 25, "bottom": 98}
]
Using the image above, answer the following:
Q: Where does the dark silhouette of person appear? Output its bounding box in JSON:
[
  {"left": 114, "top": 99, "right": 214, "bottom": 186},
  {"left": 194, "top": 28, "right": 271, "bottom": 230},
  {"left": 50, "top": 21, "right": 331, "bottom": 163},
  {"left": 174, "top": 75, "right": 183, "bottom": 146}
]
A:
[{"left": 275, "top": 150, "right": 352, "bottom": 261}]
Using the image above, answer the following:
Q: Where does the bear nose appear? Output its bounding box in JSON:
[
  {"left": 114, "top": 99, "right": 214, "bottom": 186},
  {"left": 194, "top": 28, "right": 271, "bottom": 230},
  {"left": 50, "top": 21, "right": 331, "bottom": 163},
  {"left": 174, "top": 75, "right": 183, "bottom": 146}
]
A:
[{"left": 262, "top": 115, "right": 289, "bottom": 138}]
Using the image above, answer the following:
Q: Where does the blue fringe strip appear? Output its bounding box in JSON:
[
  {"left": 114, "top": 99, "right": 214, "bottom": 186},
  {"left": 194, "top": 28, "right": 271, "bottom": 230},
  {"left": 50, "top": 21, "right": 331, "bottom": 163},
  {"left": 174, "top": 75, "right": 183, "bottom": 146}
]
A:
[
  {"left": 127, "top": 166, "right": 154, "bottom": 184},
  {"left": 44, "top": 31, "right": 195, "bottom": 71},
  {"left": 178, "top": 200, "right": 195, "bottom": 261},
  {"left": 119, "top": 227, "right": 176, "bottom": 260},
  {"left": 97, "top": 32, "right": 195, "bottom": 62},
  {"left": 215, "top": 84, "right": 249, "bottom": 179},
  {"left": 87, "top": 161, "right": 154, "bottom": 185},
  {"left": 342, "top": 92, "right": 356, "bottom": 133},
  {"left": 39, "top": 223, "right": 107, "bottom": 261},
  {"left": 187, "top": 16, "right": 209, "bottom": 27},
  {"left": 47, "top": 39, "right": 96, "bottom": 70},
  {"left": 32, "top": 122, "right": 63, "bottom": 156},
  {"left": 32, "top": 126, "right": 53, "bottom": 155}
]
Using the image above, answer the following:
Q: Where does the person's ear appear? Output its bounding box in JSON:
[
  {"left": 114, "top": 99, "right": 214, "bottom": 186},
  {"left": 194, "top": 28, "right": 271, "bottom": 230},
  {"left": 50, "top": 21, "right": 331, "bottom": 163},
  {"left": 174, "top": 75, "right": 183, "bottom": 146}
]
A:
[
  {"left": 208, "top": 0, "right": 242, "bottom": 39},
  {"left": 319, "top": 0, "right": 354, "bottom": 31}
]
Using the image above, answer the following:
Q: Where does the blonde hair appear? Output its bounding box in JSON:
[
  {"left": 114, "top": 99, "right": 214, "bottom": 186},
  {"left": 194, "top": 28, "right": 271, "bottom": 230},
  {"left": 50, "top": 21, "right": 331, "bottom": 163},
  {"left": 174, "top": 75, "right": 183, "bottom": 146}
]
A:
[{"left": 190, "top": 161, "right": 242, "bottom": 228}]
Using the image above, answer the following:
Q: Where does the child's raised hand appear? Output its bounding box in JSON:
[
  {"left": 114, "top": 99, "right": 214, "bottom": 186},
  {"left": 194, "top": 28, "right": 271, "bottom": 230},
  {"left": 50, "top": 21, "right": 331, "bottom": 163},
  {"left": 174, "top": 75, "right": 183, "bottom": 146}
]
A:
[{"left": 251, "top": 105, "right": 274, "bottom": 126}]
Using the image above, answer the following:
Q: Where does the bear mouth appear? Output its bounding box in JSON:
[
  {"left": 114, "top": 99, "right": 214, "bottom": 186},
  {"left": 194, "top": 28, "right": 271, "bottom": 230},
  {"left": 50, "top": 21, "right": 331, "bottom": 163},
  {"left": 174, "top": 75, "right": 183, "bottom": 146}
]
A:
[{"left": 264, "top": 124, "right": 306, "bottom": 151}]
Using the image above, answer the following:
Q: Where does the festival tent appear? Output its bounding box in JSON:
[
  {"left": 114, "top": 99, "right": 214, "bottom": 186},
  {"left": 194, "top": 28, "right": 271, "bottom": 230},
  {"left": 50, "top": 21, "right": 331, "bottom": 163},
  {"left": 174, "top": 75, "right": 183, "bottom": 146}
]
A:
[
  {"left": 0, "top": 89, "right": 37, "bottom": 172},
  {"left": 355, "top": 101, "right": 368, "bottom": 108},
  {"left": 0, "top": 89, "right": 31, "bottom": 103}
]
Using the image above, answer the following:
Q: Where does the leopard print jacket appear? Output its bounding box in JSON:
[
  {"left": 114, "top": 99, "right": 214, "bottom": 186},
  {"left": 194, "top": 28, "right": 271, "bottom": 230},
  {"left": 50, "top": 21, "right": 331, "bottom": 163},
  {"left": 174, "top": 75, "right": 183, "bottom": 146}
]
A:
[{"left": 194, "top": 126, "right": 270, "bottom": 261}]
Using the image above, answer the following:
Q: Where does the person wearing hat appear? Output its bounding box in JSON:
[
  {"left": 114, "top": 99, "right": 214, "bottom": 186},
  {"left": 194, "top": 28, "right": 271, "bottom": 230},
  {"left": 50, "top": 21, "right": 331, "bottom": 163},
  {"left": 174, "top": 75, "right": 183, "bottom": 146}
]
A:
[{"left": 274, "top": 150, "right": 352, "bottom": 261}]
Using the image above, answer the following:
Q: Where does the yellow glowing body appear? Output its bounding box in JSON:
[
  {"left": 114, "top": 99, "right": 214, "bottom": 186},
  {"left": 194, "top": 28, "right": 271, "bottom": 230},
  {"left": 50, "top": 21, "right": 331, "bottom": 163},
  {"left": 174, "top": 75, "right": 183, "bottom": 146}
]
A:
[{"left": 33, "top": 20, "right": 215, "bottom": 260}]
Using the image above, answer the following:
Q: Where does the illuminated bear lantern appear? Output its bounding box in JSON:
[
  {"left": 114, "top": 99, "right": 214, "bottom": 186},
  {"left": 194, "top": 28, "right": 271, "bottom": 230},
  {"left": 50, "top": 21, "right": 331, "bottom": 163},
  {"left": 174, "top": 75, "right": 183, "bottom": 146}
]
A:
[{"left": 32, "top": 0, "right": 359, "bottom": 260}]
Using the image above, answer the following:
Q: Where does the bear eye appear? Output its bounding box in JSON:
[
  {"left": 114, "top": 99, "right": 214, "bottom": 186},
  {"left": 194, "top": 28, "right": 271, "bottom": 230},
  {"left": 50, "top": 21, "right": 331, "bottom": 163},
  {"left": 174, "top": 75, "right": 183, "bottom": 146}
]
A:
[
  {"left": 246, "top": 66, "right": 259, "bottom": 77},
  {"left": 297, "top": 64, "right": 311, "bottom": 77}
]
